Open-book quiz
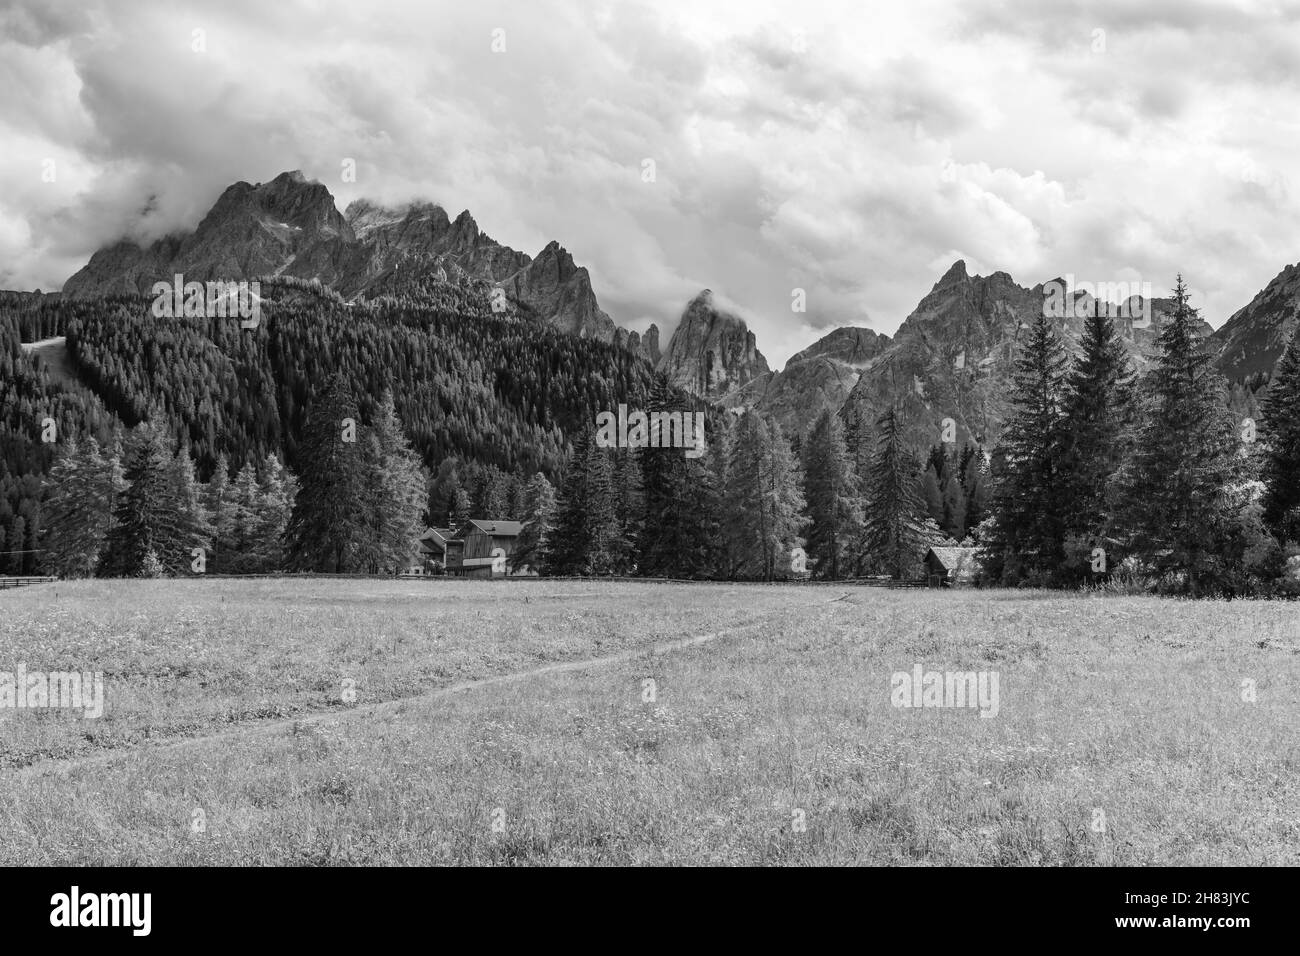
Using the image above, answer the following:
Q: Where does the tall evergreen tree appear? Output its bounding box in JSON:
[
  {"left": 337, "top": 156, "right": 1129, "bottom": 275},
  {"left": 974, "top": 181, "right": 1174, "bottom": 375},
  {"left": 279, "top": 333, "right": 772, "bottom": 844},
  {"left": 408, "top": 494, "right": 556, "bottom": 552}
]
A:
[
  {"left": 611, "top": 449, "right": 644, "bottom": 573},
  {"left": 1058, "top": 299, "right": 1136, "bottom": 577},
  {"left": 364, "top": 391, "right": 428, "bottom": 572},
  {"left": 638, "top": 375, "right": 696, "bottom": 577},
  {"left": 724, "top": 411, "right": 805, "bottom": 580},
  {"left": 1261, "top": 325, "right": 1300, "bottom": 542},
  {"left": 1119, "top": 277, "right": 1243, "bottom": 592},
  {"left": 941, "top": 473, "right": 966, "bottom": 541},
  {"left": 862, "top": 406, "right": 931, "bottom": 579},
  {"left": 204, "top": 453, "right": 235, "bottom": 571},
  {"left": 99, "top": 423, "right": 203, "bottom": 576},
  {"left": 513, "top": 472, "right": 557, "bottom": 573},
  {"left": 919, "top": 465, "right": 944, "bottom": 527},
  {"left": 801, "top": 408, "right": 863, "bottom": 579},
  {"left": 284, "top": 374, "right": 370, "bottom": 572},
  {"left": 40, "top": 437, "right": 119, "bottom": 578},
  {"left": 582, "top": 444, "right": 621, "bottom": 574},
  {"left": 547, "top": 431, "right": 596, "bottom": 575},
  {"left": 255, "top": 453, "right": 297, "bottom": 570},
  {"left": 983, "top": 311, "right": 1071, "bottom": 585}
]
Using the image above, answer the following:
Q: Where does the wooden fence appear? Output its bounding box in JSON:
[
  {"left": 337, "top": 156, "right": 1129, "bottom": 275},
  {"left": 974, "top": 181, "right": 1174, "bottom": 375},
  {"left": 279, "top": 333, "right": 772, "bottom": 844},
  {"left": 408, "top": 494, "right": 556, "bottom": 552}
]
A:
[{"left": 0, "top": 576, "right": 58, "bottom": 590}]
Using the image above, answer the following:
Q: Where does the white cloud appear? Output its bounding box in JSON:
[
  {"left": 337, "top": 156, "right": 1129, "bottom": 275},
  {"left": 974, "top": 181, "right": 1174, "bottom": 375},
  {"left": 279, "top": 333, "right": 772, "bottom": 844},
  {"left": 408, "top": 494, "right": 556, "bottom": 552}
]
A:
[{"left": 0, "top": 0, "right": 1296, "bottom": 363}]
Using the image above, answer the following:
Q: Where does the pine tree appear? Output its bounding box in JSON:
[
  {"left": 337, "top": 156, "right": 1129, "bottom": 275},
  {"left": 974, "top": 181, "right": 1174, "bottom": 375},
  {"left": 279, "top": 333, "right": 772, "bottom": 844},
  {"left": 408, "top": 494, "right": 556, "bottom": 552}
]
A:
[
  {"left": 583, "top": 444, "right": 621, "bottom": 574},
  {"left": 1058, "top": 299, "right": 1136, "bottom": 579},
  {"left": 425, "top": 459, "right": 461, "bottom": 527},
  {"left": 547, "top": 431, "right": 595, "bottom": 575},
  {"left": 168, "top": 445, "right": 213, "bottom": 570},
  {"left": 961, "top": 450, "right": 990, "bottom": 533},
  {"left": 801, "top": 408, "right": 863, "bottom": 579},
  {"left": 40, "top": 437, "right": 117, "bottom": 578},
  {"left": 611, "top": 449, "right": 644, "bottom": 573},
  {"left": 284, "top": 374, "right": 370, "bottom": 572},
  {"left": 450, "top": 487, "right": 472, "bottom": 535},
  {"left": 941, "top": 473, "right": 966, "bottom": 541},
  {"left": 256, "top": 453, "right": 297, "bottom": 570},
  {"left": 1119, "top": 276, "right": 1243, "bottom": 592},
  {"left": 703, "top": 413, "right": 735, "bottom": 577},
  {"left": 204, "top": 454, "right": 234, "bottom": 571},
  {"left": 225, "top": 462, "right": 262, "bottom": 572},
  {"left": 725, "top": 411, "right": 805, "bottom": 580},
  {"left": 365, "top": 391, "right": 428, "bottom": 572},
  {"left": 920, "top": 465, "right": 944, "bottom": 526},
  {"left": 99, "top": 424, "right": 202, "bottom": 576},
  {"left": 983, "top": 312, "right": 1071, "bottom": 585},
  {"left": 862, "top": 406, "right": 932, "bottom": 579},
  {"left": 1261, "top": 325, "right": 1300, "bottom": 543},
  {"left": 513, "top": 472, "right": 557, "bottom": 573},
  {"left": 637, "top": 375, "right": 695, "bottom": 577}
]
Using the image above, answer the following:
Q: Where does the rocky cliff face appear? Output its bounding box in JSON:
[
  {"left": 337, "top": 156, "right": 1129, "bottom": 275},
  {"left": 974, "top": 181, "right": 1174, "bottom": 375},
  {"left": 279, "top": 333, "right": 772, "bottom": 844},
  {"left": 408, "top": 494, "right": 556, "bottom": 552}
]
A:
[
  {"left": 658, "top": 290, "right": 770, "bottom": 399},
  {"left": 63, "top": 172, "right": 636, "bottom": 351},
  {"left": 64, "top": 171, "right": 355, "bottom": 295},
  {"left": 840, "top": 261, "right": 1211, "bottom": 452},
  {"left": 735, "top": 326, "right": 890, "bottom": 435},
  {"left": 1209, "top": 262, "right": 1300, "bottom": 381},
  {"left": 502, "top": 241, "right": 618, "bottom": 342}
]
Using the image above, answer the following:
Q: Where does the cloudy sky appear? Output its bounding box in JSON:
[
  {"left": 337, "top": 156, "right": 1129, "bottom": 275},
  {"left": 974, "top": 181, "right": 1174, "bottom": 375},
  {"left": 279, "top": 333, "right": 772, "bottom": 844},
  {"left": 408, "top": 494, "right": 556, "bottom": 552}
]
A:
[{"left": 2, "top": 0, "right": 1297, "bottom": 365}]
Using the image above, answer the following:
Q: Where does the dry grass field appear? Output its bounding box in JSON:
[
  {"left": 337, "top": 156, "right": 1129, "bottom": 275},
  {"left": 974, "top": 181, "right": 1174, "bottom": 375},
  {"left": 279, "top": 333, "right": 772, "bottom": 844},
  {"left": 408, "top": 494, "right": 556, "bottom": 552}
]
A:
[{"left": 1, "top": 578, "right": 1297, "bottom": 865}]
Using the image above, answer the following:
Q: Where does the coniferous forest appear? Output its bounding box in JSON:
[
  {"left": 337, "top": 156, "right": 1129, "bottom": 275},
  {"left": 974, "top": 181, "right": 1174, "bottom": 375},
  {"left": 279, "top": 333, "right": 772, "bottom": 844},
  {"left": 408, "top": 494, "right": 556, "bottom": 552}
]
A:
[{"left": 2, "top": 275, "right": 1298, "bottom": 596}]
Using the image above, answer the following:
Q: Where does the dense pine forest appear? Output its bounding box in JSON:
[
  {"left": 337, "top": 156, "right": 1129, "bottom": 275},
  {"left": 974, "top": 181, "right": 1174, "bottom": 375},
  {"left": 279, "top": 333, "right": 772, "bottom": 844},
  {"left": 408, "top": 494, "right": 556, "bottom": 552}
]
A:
[{"left": 2, "top": 276, "right": 1299, "bottom": 595}]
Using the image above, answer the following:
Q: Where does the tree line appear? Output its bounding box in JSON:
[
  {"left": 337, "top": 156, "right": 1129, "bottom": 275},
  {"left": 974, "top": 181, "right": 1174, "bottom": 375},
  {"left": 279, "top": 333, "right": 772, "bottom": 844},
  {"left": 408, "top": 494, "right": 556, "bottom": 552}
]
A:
[{"left": 5, "top": 275, "right": 1300, "bottom": 594}]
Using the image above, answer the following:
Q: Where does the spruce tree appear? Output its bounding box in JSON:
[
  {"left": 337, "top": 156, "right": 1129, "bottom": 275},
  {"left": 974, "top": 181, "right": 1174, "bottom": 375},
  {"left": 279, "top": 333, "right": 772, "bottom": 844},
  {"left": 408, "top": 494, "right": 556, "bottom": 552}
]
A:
[
  {"left": 941, "top": 473, "right": 966, "bottom": 541},
  {"left": 284, "top": 373, "right": 370, "bottom": 572},
  {"left": 1058, "top": 299, "right": 1136, "bottom": 579},
  {"left": 1261, "top": 325, "right": 1300, "bottom": 543},
  {"left": 1119, "top": 276, "right": 1241, "bottom": 592},
  {"left": 514, "top": 472, "right": 557, "bottom": 573},
  {"left": 984, "top": 311, "right": 1071, "bottom": 585},
  {"left": 611, "top": 449, "right": 644, "bottom": 573},
  {"left": 638, "top": 375, "right": 694, "bottom": 577},
  {"left": 547, "top": 430, "right": 595, "bottom": 575},
  {"left": 256, "top": 453, "right": 297, "bottom": 571},
  {"left": 582, "top": 443, "right": 621, "bottom": 574},
  {"left": 725, "top": 411, "right": 805, "bottom": 580},
  {"left": 862, "top": 406, "right": 931, "bottom": 579},
  {"left": 99, "top": 424, "right": 201, "bottom": 576},
  {"left": 366, "top": 391, "right": 428, "bottom": 572},
  {"left": 204, "top": 454, "right": 234, "bottom": 572},
  {"left": 962, "top": 449, "right": 990, "bottom": 533},
  {"left": 801, "top": 408, "right": 863, "bottom": 579},
  {"left": 40, "top": 437, "right": 116, "bottom": 578},
  {"left": 920, "top": 465, "right": 944, "bottom": 526}
]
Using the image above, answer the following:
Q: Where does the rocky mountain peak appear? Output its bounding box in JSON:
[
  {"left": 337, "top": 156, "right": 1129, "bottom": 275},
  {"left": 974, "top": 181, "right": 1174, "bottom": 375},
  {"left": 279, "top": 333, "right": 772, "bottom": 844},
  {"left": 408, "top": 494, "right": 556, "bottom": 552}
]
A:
[
  {"left": 659, "top": 289, "right": 770, "bottom": 399},
  {"left": 1209, "top": 261, "right": 1300, "bottom": 381}
]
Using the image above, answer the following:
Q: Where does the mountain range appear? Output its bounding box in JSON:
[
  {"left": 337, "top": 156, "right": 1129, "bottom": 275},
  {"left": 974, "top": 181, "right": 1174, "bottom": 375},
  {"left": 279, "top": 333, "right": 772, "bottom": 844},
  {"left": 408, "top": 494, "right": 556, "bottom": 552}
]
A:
[{"left": 54, "top": 170, "right": 1300, "bottom": 447}]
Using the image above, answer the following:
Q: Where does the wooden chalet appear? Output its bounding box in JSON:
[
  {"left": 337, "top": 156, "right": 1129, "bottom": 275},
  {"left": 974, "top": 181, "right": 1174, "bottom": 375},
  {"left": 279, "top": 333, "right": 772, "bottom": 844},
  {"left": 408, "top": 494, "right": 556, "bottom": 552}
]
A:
[{"left": 923, "top": 546, "right": 982, "bottom": 588}]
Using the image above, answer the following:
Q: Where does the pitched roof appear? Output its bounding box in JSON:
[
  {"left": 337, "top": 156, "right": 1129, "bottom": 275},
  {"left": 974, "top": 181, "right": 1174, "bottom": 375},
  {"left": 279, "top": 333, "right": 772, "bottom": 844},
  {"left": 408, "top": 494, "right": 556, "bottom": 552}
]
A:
[
  {"left": 926, "top": 546, "right": 981, "bottom": 571},
  {"left": 466, "top": 519, "right": 523, "bottom": 537}
]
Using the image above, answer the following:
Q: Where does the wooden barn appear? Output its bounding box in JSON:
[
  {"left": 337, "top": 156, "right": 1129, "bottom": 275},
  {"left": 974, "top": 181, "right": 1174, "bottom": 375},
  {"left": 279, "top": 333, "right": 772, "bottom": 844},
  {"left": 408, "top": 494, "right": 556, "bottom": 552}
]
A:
[
  {"left": 446, "top": 519, "right": 527, "bottom": 578},
  {"left": 415, "top": 527, "right": 454, "bottom": 573},
  {"left": 924, "top": 546, "right": 982, "bottom": 588}
]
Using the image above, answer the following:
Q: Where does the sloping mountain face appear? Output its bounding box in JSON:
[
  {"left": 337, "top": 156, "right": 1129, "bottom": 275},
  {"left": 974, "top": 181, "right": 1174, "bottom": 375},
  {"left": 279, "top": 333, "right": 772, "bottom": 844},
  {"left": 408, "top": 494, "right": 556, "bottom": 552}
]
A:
[
  {"left": 62, "top": 171, "right": 643, "bottom": 353},
  {"left": 501, "top": 240, "right": 617, "bottom": 340},
  {"left": 1209, "top": 262, "right": 1300, "bottom": 383},
  {"left": 64, "top": 171, "right": 355, "bottom": 295},
  {"left": 840, "top": 260, "right": 1208, "bottom": 452},
  {"left": 731, "top": 326, "right": 890, "bottom": 435},
  {"left": 658, "top": 289, "right": 770, "bottom": 399}
]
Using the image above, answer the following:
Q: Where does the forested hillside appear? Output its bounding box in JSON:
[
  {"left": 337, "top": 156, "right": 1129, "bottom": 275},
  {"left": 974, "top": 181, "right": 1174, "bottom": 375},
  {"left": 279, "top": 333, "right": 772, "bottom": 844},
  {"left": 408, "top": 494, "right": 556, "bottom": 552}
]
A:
[{"left": 0, "top": 280, "right": 681, "bottom": 573}]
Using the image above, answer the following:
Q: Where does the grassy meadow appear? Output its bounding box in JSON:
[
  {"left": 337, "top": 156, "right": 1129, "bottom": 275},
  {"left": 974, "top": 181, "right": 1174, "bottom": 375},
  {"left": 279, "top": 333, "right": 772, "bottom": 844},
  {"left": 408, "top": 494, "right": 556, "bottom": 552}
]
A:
[{"left": 1, "top": 578, "right": 1297, "bottom": 865}]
